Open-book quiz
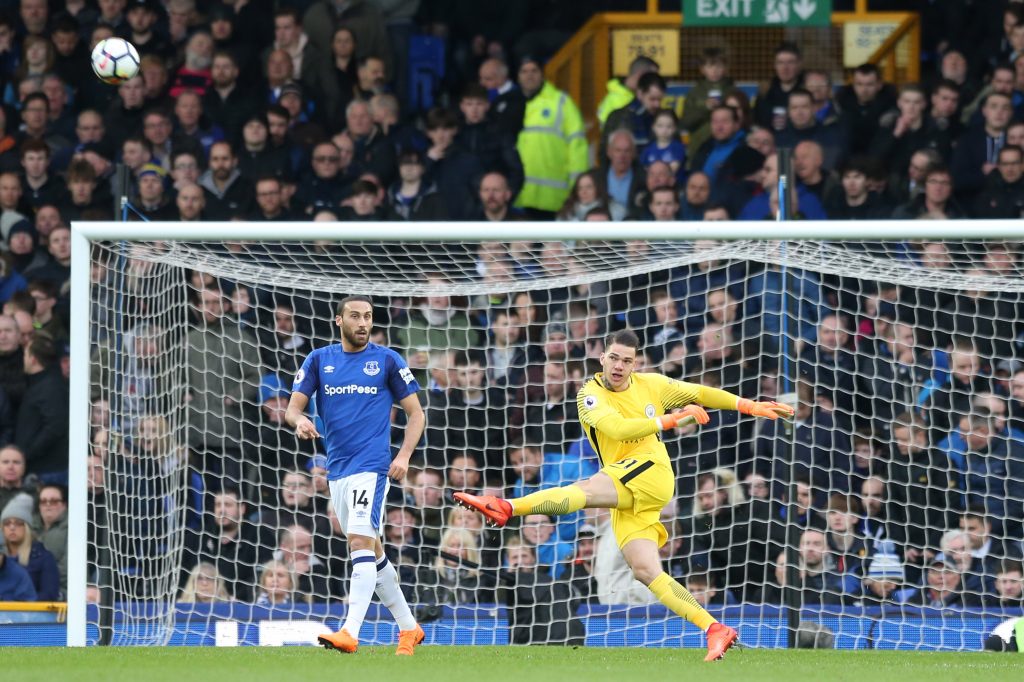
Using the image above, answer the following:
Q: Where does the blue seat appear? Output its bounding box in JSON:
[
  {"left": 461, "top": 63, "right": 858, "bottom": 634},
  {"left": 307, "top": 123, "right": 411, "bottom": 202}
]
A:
[{"left": 408, "top": 34, "right": 445, "bottom": 113}]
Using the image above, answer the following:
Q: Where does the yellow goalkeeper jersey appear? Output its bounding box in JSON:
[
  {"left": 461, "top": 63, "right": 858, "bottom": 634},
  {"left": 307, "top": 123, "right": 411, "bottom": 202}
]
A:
[{"left": 576, "top": 372, "right": 703, "bottom": 467}]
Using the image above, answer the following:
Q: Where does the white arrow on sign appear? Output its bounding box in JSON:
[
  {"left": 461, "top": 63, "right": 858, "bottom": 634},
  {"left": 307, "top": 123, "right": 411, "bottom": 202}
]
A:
[{"left": 793, "top": 0, "right": 817, "bottom": 20}]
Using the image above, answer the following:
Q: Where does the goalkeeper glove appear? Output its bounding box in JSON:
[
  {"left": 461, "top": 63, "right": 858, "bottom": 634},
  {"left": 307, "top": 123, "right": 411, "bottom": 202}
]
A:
[
  {"left": 656, "top": 404, "right": 710, "bottom": 431},
  {"left": 737, "top": 398, "right": 795, "bottom": 420}
]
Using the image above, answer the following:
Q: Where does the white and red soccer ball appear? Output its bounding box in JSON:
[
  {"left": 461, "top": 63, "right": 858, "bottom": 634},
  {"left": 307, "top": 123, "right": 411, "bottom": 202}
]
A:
[{"left": 91, "top": 38, "right": 141, "bottom": 85}]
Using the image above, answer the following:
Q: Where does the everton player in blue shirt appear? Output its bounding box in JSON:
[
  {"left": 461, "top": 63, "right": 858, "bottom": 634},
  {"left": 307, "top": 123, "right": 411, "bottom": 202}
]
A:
[{"left": 286, "top": 294, "right": 426, "bottom": 655}]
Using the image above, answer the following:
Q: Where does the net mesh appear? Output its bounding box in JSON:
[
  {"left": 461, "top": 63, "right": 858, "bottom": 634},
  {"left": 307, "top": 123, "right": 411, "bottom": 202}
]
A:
[{"left": 85, "top": 232, "right": 1024, "bottom": 649}]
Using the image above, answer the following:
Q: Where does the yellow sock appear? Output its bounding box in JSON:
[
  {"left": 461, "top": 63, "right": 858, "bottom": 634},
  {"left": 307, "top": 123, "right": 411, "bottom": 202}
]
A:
[
  {"left": 648, "top": 572, "right": 717, "bottom": 632},
  {"left": 509, "top": 484, "right": 587, "bottom": 517}
]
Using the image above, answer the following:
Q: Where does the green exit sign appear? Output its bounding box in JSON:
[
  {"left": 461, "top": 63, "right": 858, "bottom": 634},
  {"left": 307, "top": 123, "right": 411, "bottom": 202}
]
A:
[{"left": 683, "top": 0, "right": 832, "bottom": 27}]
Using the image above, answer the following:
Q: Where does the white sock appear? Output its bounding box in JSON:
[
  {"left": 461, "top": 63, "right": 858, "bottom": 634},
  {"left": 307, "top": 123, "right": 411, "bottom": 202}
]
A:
[
  {"left": 340, "top": 549, "right": 377, "bottom": 639},
  {"left": 375, "top": 555, "right": 417, "bottom": 631}
]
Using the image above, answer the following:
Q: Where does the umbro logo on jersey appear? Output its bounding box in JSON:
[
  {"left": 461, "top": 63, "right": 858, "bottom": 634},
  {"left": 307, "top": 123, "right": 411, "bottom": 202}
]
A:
[
  {"left": 324, "top": 365, "right": 335, "bottom": 374},
  {"left": 363, "top": 361, "right": 380, "bottom": 376}
]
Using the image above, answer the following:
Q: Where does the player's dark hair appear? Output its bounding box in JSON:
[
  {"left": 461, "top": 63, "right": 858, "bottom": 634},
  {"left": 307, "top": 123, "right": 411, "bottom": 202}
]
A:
[
  {"left": 605, "top": 329, "right": 640, "bottom": 350},
  {"left": 337, "top": 294, "right": 373, "bottom": 316}
]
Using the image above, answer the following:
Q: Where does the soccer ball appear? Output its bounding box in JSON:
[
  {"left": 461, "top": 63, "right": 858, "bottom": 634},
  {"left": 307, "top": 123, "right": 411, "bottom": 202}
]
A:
[{"left": 91, "top": 38, "right": 140, "bottom": 85}]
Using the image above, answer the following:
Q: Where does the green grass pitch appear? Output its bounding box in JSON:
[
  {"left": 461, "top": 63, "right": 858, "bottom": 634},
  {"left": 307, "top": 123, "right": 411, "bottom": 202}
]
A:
[{"left": 4, "top": 646, "right": 1022, "bottom": 682}]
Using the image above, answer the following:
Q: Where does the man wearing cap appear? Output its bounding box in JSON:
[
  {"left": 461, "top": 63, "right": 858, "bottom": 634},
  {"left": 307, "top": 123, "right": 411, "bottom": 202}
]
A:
[
  {"left": 514, "top": 55, "right": 587, "bottom": 220},
  {"left": 123, "top": 0, "right": 172, "bottom": 61},
  {"left": 277, "top": 81, "right": 326, "bottom": 152},
  {"left": 135, "top": 162, "right": 175, "bottom": 220},
  {"left": 237, "top": 112, "right": 287, "bottom": 183},
  {"left": 904, "top": 557, "right": 968, "bottom": 607},
  {"left": 384, "top": 148, "right": 445, "bottom": 221}
]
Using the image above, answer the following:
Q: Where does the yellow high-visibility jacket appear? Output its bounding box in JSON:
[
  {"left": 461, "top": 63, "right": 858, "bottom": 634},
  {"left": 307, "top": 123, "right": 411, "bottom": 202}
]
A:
[
  {"left": 515, "top": 81, "right": 588, "bottom": 213},
  {"left": 596, "top": 78, "right": 633, "bottom": 127}
]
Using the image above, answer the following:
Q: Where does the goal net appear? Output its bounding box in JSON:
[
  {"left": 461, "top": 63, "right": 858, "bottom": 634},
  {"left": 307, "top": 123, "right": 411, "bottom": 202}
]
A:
[{"left": 73, "top": 222, "right": 1024, "bottom": 649}]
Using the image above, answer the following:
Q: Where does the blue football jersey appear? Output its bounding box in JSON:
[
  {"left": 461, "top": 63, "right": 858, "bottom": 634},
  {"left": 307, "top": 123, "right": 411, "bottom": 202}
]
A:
[{"left": 292, "top": 342, "right": 420, "bottom": 480}]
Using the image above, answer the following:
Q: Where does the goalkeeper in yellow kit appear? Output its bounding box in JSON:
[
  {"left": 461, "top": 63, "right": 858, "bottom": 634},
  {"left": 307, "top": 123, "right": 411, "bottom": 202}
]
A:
[{"left": 455, "top": 329, "right": 794, "bottom": 661}]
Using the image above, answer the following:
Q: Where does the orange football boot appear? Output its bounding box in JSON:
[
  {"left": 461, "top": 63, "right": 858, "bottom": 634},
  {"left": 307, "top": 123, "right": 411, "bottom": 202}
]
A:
[
  {"left": 704, "top": 622, "right": 738, "bottom": 661},
  {"left": 318, "top": 628, "right": 358, "bottom": 653},
  {"left": 453, "top": 492, "right": 512, "bottom": 528},
  {"left": 395, "top": 624, "right": 425, "bottom": 655}
]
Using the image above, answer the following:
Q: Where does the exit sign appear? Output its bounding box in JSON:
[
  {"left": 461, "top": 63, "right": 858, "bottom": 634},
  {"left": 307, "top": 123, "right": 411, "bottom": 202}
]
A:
[{"left": 683, "top": 0, "right": 832, "bottom": 27}]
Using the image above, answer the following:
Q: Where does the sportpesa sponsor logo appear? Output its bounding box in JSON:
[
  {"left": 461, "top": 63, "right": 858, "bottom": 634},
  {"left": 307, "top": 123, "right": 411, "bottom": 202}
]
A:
[{"left": 322, "top": 384, "right": 379, "bottom": 396}]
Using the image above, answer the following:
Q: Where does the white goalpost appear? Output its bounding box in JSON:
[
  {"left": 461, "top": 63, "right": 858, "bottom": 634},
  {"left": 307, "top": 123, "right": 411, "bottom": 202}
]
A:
[{"left": 68, "top": 220, "right": 1024, "bottom": 649}]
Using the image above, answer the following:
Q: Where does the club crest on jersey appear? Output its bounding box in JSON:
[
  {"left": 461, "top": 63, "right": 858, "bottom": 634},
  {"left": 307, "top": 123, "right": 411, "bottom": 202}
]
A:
[
  {"left": 363, "top": 361, "right": 380, "bottom": 376},
  {"left": 645, "top": 404, "right": 656, "bottom": 418},
  {"left": 293, "top": 369, "right": 305, "bottom": 386},
  {"left": 583, "top": 395, "right": 598, "bottom": 409},
  {"left": 324, "top": 365, "right": 334, "bottom": 374}
]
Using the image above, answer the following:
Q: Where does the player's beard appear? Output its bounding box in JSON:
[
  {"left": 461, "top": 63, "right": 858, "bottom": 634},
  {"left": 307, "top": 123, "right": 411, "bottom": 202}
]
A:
[{"left": 342, "top": 324, "right": 369, "bottom": 350}]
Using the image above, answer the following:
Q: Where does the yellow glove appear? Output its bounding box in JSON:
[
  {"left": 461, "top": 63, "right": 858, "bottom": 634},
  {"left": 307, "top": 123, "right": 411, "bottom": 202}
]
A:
[
  {"left": 737, "top": 398, "right": 795, "bottom": 420},
  {"left": 656, "top": 404, "right": 710, "bottom": 431}
]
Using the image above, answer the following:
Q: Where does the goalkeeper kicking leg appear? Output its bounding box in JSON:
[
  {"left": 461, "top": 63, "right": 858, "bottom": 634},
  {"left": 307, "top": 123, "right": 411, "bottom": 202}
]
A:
[{"left": 455, "top": 464, "right": 738, "bottom": 661}]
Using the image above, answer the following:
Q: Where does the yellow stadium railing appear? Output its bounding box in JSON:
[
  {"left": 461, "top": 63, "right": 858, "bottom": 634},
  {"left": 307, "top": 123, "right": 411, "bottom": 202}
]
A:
[
  {"left": 546, "top": 0, "right": 920, "bottom": 143},
  {"left": 0, "top": 601, "right": 67, "bottom": 621}
]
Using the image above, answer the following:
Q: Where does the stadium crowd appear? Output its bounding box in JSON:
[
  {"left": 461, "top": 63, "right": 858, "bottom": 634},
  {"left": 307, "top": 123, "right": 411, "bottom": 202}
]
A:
[{"left": 0, "top": 0, "right": 1022, "bottom": 643}]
